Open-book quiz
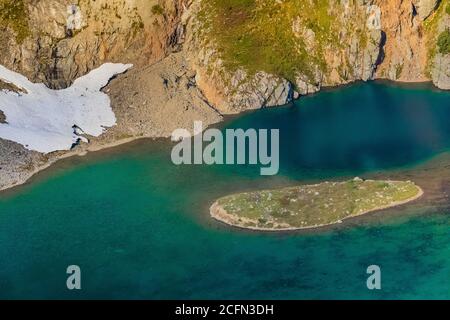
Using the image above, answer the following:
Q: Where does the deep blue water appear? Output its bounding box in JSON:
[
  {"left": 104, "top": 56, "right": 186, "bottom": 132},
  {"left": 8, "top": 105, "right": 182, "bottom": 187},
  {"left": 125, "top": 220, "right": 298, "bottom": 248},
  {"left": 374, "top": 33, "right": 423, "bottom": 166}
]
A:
[{"left": 0, "top": 81, "right": 450, "bottom": 299}]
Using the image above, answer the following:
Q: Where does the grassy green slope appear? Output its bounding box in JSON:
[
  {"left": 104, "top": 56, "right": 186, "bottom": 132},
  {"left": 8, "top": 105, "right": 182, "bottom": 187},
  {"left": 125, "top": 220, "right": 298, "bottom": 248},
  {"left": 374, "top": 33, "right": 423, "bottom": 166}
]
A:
[{"left": 197, "top": 0, "right": 368, "bottom": 84}]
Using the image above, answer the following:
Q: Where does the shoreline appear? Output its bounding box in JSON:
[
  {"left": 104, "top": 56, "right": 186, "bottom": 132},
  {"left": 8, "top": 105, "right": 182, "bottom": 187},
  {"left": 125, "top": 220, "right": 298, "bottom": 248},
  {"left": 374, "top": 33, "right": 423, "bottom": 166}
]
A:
[
  {"left": 0, "top": 135, "right": 159, "bottom": 193},
  {"left": 0, "top": 78, "right": 445, "bottom": 194},
  {"left": 210, "top": 185, "right": 425, "bottom": 232}
]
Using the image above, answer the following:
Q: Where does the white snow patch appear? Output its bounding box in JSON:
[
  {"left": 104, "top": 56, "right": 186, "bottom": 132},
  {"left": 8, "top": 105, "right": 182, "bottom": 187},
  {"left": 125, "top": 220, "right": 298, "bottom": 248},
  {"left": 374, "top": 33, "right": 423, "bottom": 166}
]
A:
[{"left": 0, "top": 63, "right": 133, "bottom": 153}]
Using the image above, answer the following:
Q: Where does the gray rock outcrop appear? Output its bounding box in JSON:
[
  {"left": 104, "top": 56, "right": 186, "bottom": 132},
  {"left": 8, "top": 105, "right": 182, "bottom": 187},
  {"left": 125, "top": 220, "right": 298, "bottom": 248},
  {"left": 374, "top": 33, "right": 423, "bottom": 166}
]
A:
[
  {"left": 0, "top": 0, "right": 186, "bottom": 89},
  {"left": 227, "top": 71, "right": 295, "bottom": 111},
  {"left": 433, "top": 53, "right": 450, "bottom": 89},
  {"left": 413, "top": 0, "right": 441, "bottom": 21},
  {"left": 362, "top": 30, "right": 384, "bottom": 81}
]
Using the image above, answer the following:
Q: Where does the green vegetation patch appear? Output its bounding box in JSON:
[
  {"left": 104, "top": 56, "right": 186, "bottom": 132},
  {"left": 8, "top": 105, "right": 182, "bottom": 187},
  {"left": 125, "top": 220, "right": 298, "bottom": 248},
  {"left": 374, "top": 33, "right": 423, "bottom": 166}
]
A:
[
  {"left": 151, "top": 4, "right": 164, "bottom": 15},
  {"left": 197, "top": 0, "right": 348, "bottom": 83},
  {"left": 0, "top": 0, "right": 30, "bottom": 44},
  {"left": 213, "top": 179, "right": 422, "bottom": 230},
  {"left": 424, "top": 0, "right": 450, "bottom": 75},
  {"left": 437, "top": 29, "right": 450, "bottom": 54}
]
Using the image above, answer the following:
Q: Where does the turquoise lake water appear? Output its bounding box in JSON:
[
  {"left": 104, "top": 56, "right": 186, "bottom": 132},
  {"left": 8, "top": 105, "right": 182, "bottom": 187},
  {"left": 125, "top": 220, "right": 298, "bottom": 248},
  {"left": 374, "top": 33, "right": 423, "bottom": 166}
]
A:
[{"left": 1, "top": 81, "right": 450, "bottom": 299}]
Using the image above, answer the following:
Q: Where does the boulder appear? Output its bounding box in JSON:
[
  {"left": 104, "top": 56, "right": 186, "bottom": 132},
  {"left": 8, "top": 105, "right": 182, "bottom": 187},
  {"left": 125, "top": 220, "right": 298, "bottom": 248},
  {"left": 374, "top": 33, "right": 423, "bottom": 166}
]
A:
[
  {"left": 228, "top": 71, "right": 295, "bottom": 110},
  {"left": 412, "top": 0, "right": 440, "bottom": 21}
]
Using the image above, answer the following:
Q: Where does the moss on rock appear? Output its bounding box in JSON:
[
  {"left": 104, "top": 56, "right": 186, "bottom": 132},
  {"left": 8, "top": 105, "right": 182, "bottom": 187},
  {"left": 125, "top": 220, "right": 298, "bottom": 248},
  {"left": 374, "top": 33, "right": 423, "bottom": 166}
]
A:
[{"left": 0, "top": 0, "right": 30, "bottom": 44}]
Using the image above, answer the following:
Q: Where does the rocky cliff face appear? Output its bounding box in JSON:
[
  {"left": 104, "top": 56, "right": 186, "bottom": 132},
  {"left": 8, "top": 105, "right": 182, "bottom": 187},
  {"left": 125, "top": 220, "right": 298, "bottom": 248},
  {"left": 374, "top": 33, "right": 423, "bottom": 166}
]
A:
[
  {"left": 0, "top": 0, "right": 194, "bottom": 189},
  {"left": 373, "top": 0, "right": 447, "bottom": 82},
  {"left": 413, "top": 0, "right": 441, "bottom": 20},
  {"left": 184, "top": 0, "right": 385, "bottom": 113},
  {"left": 0, "top": 0, "right": 186, "bottom": 89},
  {"left": 431, "top": 3, "right": 450, "bottom": 89},
  {"left": 1, "top": 0, "right": 449, "bottom": 108},
  {"left": 1, "top": 0, "right": 450, "bottom": 191},
  {"left": 183, "top": 0, "right": 450, "bottom": 113}
]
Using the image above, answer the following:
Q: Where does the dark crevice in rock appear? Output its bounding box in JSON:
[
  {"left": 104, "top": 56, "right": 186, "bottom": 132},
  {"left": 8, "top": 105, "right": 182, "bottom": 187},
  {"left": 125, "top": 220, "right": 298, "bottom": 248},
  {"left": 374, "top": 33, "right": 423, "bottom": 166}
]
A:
[
  {"left": 375, "top": 31, "right": 387, "bottom": 71},
  {"left": 0, "top": 110, "right": 7, "bottom": 124},
  {"left": 412, "top": 4, "right": 418, "bottom": 17}
]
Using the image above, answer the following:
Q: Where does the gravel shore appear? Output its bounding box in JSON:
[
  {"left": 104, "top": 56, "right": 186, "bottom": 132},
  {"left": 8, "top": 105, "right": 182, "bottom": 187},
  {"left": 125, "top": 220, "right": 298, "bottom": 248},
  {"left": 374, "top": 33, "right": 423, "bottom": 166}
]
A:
[{"left": 0, "top": 53, "right": 222, "bottom": 192}]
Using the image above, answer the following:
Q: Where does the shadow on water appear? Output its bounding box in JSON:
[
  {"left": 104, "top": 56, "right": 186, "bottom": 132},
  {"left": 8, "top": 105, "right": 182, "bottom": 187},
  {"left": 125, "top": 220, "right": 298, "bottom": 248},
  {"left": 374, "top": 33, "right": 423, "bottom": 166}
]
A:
[{"left": 0, "top": 81, "right": 450, "bottom": 299}]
